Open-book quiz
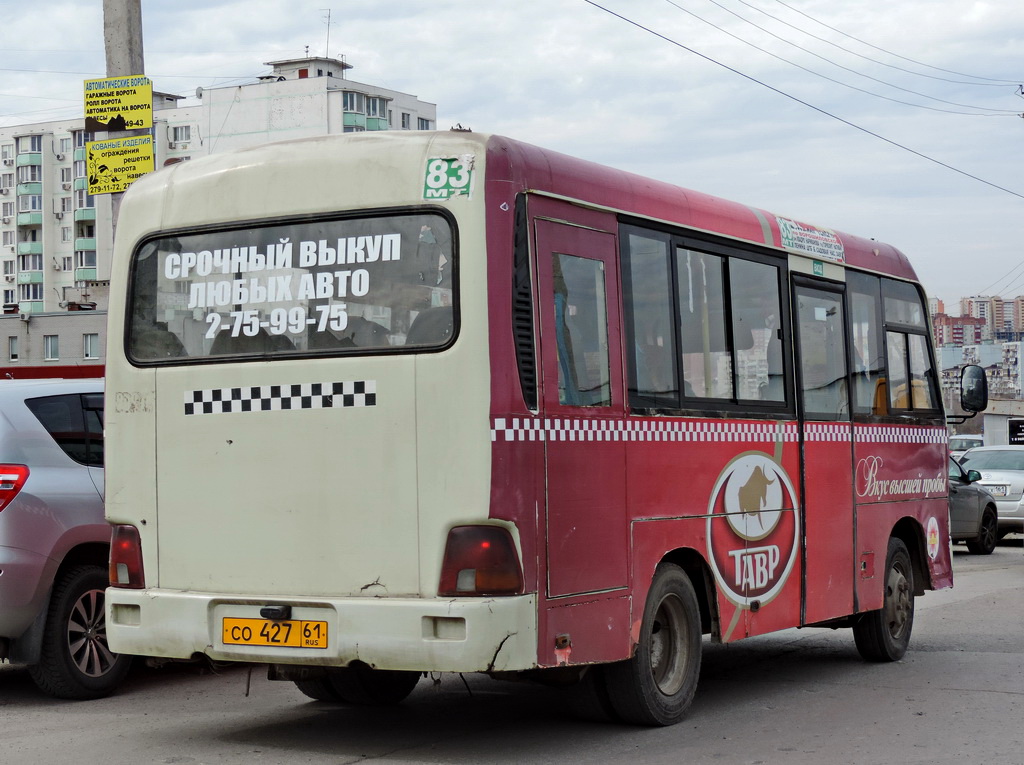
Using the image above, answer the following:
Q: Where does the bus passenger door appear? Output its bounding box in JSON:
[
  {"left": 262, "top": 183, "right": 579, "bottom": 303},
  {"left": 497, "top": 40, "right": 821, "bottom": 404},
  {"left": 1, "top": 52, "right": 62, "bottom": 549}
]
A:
[
  {"left": 535, "top": 219, "right": 628, "bottom": 598},
  {"left": 793, "top": 279, "right": 855, "bottom": 623}
]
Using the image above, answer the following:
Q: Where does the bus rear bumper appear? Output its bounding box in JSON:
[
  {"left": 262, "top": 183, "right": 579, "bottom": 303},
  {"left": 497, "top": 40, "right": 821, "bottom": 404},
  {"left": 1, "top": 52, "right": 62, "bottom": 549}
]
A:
[{"left": 106, "top": 588, "right": 539, "bottom": 673}]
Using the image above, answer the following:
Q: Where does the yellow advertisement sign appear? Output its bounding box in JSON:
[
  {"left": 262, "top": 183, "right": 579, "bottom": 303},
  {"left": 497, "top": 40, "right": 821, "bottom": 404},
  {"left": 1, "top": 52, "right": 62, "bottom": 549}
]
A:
[
  {"left": 86, "top": 136, "right": 155, "bottom": 195},
  {"left": 84, "top": 75, "right": 153, "bottom": 132}
]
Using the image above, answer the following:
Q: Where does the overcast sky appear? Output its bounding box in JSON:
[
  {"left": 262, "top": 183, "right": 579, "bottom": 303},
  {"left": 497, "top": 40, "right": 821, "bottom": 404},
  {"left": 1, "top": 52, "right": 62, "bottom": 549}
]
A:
[{"left": 3, "top": 0, "right": 1023, "bottom": 313}]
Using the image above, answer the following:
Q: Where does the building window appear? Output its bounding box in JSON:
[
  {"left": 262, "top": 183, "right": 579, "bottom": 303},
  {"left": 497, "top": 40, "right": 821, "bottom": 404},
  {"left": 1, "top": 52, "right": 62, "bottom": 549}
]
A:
[
  {"left": 62, "top": 256, "right": 72, "bottom": 270},
  {"left": 0, "top": 145, "right": 12, "bottom": 160},
  {"left": 73, "top": 131, "right": 92, "bottom": 149},
  {"left": 342, "top": 92, "right": 365, "bottom": 113},
  {"left": 401, "top": 112, "right": 411, "bottom": 130},
  {"left": 0, "top": 173, "right": 12, "bottom": 189},
  {"left": 2, "top": 202, "right": 12, "bottom": 217},
  {"left": 8, "top": 336, "right": 17, "bottom": 362},
  {"left": 61, "top": 167, "right": 72, "bottom": 183},
  {"left": 19, "top": 284, "right": 42, "bottom": 301},
  {"left": 44, "top": 334, "right": 59, "bottom": 361},
  {"left": 61, "top": 227, "right": 72, "bottom": 243},
  {"left": 366, "top": 97, "right": 387, "bottom": 117},
  {"left": 17, "top": 165, "right": 41, "bottom": 183},
  {"left": 2, "top": 289, "right": 13, "bottom": 304},
  {"left": 342, "top": 126, "right": 365, "bottom": 133},
  {"left": 76, "top": 250, "right": 97, "bottom": 268},
  {"left": 3, "top": 260, "right": 13, "bottom": 275},
  {"left": 18, "top": 254, "right": 42, "bottom": 271},
  {"left": 18, "top": 195, "right": 42, "bottom": 213},
  {"left": 75, "top": 189, "right": 94, "bottom": 209},
  {"left": 74, "top": 160, "right": 86, "bottom": 179},
  {"left": 171, "top": 125, "right": 191, "bottom": 144},
  {"left": 60, "top": 196, "right": 72, "bottom": 212},
  {"left": 2, "top": 232, "right": 12, "bottom": 247},
  {"left": 417, "top": 118, "right": 432, "bottom": 130},
  {"left": 83, "top": 333, "right": 99, "bottom": 359},
  {"left": 60, "top": 137, "right": 72, "bottom": 154},
  {"left": 18, "top": 135, "right": 42, "bottom": 153}
]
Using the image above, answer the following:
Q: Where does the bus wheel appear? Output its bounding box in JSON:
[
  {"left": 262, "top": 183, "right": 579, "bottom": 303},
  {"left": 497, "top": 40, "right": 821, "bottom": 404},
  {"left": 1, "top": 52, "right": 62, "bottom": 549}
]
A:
[
  {"left": 297, "top": 662, "right": 420, "bottom": 706},
  {"left": 853, "top": 537, "right": 914, "bottom": 662},
  {"left": 603, "top": 563, "right": 701, "bottom": 726}
]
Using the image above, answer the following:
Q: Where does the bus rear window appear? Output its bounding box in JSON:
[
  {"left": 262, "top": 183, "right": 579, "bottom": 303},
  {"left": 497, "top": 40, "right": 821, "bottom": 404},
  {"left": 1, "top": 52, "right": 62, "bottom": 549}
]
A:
[{"left": 127, "top": 213, "right": 455, "bottom": 363}]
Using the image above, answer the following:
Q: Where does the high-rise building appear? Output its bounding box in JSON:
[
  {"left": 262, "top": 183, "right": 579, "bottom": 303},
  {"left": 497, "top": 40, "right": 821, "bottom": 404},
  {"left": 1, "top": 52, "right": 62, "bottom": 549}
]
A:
[{"left": 0, "top": 57, "right": 437, "bottom": 376}]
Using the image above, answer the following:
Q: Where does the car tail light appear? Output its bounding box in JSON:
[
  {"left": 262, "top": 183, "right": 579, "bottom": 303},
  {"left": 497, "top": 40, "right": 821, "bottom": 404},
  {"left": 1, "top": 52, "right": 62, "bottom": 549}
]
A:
[
  {"left": 0, "top": 465, "right": 29, "bottom": 512},
  {"left": 109, "top": 524, "right": 145, "bottom": 589},
  {"left": 438, "top": 525, "right": 523, "bottom": 596}
]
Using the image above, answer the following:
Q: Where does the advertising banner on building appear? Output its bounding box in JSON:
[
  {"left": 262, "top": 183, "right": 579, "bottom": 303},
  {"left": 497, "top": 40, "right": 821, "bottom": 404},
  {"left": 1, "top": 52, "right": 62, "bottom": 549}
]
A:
[
  {"left": 86, "top": 136, "right": 155, "bottom": 195},
  {"left": 84, "top": 75, "right": 153, "bottom": 132}
]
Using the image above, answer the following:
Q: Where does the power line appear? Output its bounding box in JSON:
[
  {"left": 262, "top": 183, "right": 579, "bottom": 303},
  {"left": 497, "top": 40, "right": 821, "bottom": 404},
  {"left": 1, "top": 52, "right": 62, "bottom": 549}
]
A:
[
  {"left": 582, "top": 0, "right": 1024, "bottom": 200},
  {"left": 659, "top": 0, "right": 1019, "bottom": 116},
  {"left": 670, "top": 0, "right": 1021, "bottom": 114},
  {"left": 771, "top": 0, "right": 1021, "bottom": 85},
  {"left": 739, "top": 0, "right": 1020, "bottom": 88}
]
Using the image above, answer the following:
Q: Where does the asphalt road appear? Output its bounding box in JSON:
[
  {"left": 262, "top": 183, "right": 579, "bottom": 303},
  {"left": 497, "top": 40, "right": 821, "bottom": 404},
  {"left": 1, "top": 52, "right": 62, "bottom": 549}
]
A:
[{"left": 2, "top": 538, "right": 1022, "bottom": 765}]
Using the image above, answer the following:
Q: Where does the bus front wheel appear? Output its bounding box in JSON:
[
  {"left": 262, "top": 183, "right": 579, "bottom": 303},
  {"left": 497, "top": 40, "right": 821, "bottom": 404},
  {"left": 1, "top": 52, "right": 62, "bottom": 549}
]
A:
[
  {"left": 853, "top": 537, "right": 914, "bottom": 662},
  {"left": 602, "top": 563, "right": 702, "bottom": 726}
]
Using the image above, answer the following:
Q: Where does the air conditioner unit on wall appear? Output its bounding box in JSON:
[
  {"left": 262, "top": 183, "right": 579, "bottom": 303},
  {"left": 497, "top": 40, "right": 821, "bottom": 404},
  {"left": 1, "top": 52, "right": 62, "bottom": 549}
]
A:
[
  {"left": 1, "top": 217, "right": 8, "bottom": 224},
  {"left": 54, "top": 212, "right": 63, "bottom": 220},
  {"left": 0, "top": 189, "right": 8, "bottom": 195},
  {"left": 62, "top": 183, "right": 71, "bottom": 191},
  {"left": 55, "top": 153, "right": 64, "bottom": 161},
  {"left": 4, "top": 275, "right": 12, "bottom": 282},
  {"left": 2, "top": 159, "right": 12, "bottom": 166}
]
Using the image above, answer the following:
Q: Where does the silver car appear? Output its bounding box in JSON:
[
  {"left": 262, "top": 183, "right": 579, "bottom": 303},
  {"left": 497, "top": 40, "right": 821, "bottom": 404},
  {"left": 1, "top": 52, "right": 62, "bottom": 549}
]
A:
[
  {"left": 0, "top": 379, "right": 130, "bottom": 699},
  {"left": 948, "top": 457, "right": 998, "bottom": 554},
  {"left": 957, "top": 446, "right": 1024, "bottom": 538}
]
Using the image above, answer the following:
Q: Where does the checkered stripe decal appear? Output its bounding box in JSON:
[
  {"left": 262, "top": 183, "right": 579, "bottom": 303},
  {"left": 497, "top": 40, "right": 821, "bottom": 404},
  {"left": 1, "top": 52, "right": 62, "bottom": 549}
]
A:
[
  {"left": 184, "top": 381, "right": 376, "bottom": 416},
  {"left": 492, "top": 418, "right": 799, "bottom": 442},
  {"left": 855, "top": 425, "right": 946, "bottom": 444}
]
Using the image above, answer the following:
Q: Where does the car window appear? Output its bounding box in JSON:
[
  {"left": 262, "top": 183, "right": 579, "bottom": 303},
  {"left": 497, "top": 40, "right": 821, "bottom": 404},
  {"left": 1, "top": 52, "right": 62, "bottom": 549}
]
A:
[
  {"left": 959, "top": 450, "right": 1024, "bottom": 471},
  {"left": 948, "top": 458, "right": 965, "bottom": 480},
  {"left": 25, "top": 393, "right": 104, "bottom": 467}
]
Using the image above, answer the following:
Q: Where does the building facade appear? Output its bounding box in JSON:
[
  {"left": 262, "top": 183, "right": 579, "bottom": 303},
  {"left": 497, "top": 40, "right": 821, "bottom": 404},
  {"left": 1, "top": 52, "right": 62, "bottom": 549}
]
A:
[{"left": 0, "top": 57, "right": 436, "bottom": 377}]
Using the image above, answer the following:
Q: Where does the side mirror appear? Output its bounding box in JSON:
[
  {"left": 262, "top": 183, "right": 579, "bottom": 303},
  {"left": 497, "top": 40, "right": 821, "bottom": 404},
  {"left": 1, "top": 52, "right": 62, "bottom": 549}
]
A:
[
  {"left": 966, "top": 469, "right": 982, "bottom": 483},
  {"left": 960, "top": 365, "right": 988, "bottom": 413}
]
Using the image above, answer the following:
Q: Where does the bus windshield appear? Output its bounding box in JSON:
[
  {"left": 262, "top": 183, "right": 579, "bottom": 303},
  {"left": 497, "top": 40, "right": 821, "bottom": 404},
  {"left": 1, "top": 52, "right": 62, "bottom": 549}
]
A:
[{"left": 127, "top": 212, "right": 455, "bottom": 363}]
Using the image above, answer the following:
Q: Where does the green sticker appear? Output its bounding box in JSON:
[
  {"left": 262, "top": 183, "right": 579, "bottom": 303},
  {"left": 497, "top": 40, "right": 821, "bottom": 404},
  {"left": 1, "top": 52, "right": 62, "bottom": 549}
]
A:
[
  {"left": 423, "top": 157, "right": 473, "bottom": 200},
  {"left": 813, "top": 261, "right": 824, "bottom": 276}
]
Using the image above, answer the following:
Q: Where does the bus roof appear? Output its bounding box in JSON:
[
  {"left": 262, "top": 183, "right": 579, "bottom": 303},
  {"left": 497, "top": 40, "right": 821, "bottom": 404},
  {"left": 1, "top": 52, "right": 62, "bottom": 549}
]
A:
[{"left": 483, "top": 134, "right": 918, "bottom": 282}]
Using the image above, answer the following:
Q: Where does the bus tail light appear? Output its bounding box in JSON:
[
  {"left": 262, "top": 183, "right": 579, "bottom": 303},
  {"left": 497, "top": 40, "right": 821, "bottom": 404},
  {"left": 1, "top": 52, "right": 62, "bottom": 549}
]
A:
[
  {"left": 109, "top": 524, "right": 146, "bottom": 589},
  {"left": 438, "top": 525, "right": 523, "bottom": 596},
  {"left": 0, "top": 465, "right": 29, "bottom": 512}
]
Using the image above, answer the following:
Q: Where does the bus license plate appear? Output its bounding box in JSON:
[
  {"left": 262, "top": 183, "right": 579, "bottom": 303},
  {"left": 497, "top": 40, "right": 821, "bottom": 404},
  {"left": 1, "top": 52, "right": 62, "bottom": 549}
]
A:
[{"left": 222, "top": 618, "right": 329, "bottom": 649}]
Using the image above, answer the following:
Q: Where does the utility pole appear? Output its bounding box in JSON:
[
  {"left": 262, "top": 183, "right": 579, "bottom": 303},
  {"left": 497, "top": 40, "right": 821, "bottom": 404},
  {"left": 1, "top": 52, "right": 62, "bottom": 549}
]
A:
[{"left": 102, "top": 0, "right": 145, "bottom": 232}]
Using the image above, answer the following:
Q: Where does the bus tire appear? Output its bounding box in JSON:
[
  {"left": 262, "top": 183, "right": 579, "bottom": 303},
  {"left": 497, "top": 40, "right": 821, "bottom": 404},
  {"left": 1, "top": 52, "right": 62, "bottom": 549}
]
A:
[
  {"left": 28, "top": 565, "right": 132, "bottom": 700},
  {"left": 327, "top": 662, "right": 420, "bottom": 706},
  {"left": 602, "top": 563, "right": 701, "bottom": 726},
  {"left": 853, "top": 537, "right": 914, "bottom": 662}
]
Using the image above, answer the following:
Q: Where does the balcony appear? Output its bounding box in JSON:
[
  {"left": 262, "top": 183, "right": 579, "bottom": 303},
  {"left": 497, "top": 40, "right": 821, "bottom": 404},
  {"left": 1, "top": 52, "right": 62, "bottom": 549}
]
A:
[
  {"left": 75, "top": 267, "right": 97, "bottom": 282},
  {"left": 16, "top": 212, "right": 42, "bottom": 226},
  {"left": 343, "top": 113, "right": 367, "bottom": 129},
  {"left": 75, "top": 238, "right": 96, "bottom": 251},
  {"left": 16, "top": 153, "right": 42, "bottom": 167},
  {"left": 16, "top": 183, "right": 42, "bottom": 196},
  {"left": 74, "top": 177, "right": 88, "bottom": 191},
  {"left": 17, "top": 271, "right": 43, "bottom": 284},
  {"left": 74, "top": 208, "right": 96, "bottom": 222},
  {"left": 17, "top": 241, "right": 42, "bottom": 255},
  {"left": 74, "top": 147, "right": 86, "bottom": 162}
]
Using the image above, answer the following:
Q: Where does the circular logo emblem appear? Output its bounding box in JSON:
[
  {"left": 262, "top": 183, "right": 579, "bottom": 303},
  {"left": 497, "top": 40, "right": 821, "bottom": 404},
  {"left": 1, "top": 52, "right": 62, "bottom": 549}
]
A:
[
  {"left": 926, "top": 516, "right": 941, "bottom": 560},
  {"left": 707, "top": 453, "right": 800, "bottom": 608}
]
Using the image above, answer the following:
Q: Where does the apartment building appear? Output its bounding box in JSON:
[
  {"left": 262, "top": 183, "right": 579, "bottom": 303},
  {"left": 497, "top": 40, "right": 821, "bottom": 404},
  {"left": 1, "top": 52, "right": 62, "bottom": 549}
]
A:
[{"left": 0, "top": 56, "right": 437, "bottom": 377}]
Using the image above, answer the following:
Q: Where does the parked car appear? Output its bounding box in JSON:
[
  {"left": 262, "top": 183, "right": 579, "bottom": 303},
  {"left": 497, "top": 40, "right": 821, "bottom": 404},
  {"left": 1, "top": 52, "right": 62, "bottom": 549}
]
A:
[
  {"left": 949, "top": 434, "right": 984, "bottom": 461},
  {"left": 957, "top": 445, "right": 1024, "bottom": 539},
  {"left": 0, "top": 379, "right": 130, "bottom": 699},
  {"left": 948, "top": 457, "right": 998, "bottom": 554}
]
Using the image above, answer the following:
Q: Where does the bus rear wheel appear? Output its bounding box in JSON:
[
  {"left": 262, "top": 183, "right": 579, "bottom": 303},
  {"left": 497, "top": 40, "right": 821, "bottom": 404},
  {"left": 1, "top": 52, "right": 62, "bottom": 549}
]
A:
[
  {"left": 294, "top": 662, "right": 420, "bottom": 706},
  {"left": 602, "top": 563, "right": 701, "bottom": 726},
  {"left": 853, "top": 537, "right": 914, "bottom": 662}
]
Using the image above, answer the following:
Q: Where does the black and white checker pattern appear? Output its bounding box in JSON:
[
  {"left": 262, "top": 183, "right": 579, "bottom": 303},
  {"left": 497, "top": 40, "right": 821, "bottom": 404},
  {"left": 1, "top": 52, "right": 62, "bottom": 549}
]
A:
[{"left": 184, "top": 380, "right": 376, "bottom": 416}]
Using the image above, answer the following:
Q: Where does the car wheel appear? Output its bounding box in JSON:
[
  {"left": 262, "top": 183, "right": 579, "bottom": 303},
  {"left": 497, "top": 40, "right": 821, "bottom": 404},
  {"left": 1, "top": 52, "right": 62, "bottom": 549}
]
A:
[
  {"left": 602, "top": 563, "right": 702, "bottom": 726},
  {"left": 853, "top": 538, "right": 914, "bottom": 662},
  {"left": 966, "top": 508, "right": 998, "bottom": 555},
  {"left": 28, "top": 565, "right": 132, "bottom": 700}
]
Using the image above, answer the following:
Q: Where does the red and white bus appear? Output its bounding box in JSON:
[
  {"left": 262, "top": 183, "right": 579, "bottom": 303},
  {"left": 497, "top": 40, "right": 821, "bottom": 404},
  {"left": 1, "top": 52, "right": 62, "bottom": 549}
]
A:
[{"left": 104, "top": 131, "right": 986, "bottom": 725}]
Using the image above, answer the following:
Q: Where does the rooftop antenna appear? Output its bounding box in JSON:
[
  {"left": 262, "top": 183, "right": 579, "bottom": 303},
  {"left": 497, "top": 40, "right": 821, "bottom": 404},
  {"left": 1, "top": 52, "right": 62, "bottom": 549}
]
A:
[{"left": 321, "top": 8, "right": 336, "bottom": 58}]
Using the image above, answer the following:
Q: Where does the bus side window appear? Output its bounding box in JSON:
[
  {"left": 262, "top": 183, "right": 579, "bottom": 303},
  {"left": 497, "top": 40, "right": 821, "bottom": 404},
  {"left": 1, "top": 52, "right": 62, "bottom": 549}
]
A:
[
  {"left": 677, "top": 248, "right": 731, "bottom": 400},
  {"left": 846, "top": 271, "right": 886, "bottom": 416},
  {"left": 882, "top": 278, "right": 939, "bottom": 413},
  {"left": 624, "top": 232, "right": 678, "bottom": 407},
  {"left": 730, "top": 258, "right": 784, "bottom": 403},
  {"left": 552, "top": 253, "right": 611, "bottom": 407}
]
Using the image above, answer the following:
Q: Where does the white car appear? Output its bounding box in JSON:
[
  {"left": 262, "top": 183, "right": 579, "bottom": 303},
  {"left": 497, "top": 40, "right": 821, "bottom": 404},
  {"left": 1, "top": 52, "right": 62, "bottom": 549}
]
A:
[
  {"left": 957, "top": 446, "right": 1024, "bottom": 538},
  {"left": 949, "top": 434, "right": 983, "bottom": 461}
]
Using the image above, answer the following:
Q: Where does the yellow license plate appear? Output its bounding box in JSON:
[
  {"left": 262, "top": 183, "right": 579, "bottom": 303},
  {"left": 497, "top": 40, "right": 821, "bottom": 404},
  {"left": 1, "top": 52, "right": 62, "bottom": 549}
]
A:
[{"left": 222, "top": 618, "right": 328, "bottom": 649}]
